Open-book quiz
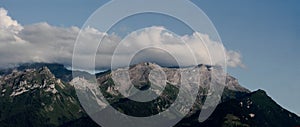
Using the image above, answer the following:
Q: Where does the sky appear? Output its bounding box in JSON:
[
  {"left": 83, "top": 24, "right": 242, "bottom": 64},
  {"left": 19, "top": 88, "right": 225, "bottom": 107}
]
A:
[{"left": 0, "top": 0, "right": 299, "bottom": 115}]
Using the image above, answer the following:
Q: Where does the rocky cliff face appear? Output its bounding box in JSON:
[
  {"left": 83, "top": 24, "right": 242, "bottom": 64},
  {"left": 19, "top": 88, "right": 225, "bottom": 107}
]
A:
[
  {"left": 87, "top": 62, "right": 251, "bottom": 117},
  {"left": 0, "top": 63, "right": 299, "bottom": 127},
  {"left": 0, "top": 66, "right": 84, "bottom": 127}
]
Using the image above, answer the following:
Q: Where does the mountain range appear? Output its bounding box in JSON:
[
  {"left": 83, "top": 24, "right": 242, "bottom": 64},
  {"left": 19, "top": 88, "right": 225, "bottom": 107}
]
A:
[{"left": 0, "top": 63, "right": 299, "bottom": 127}]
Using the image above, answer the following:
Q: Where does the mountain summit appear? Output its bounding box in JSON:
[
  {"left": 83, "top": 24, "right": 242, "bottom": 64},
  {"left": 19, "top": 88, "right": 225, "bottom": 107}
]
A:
[
  {"left": 0, "top": 66, "right": 84, "bottom": 126},
  {"left": 0, "top": 63, "right": 299, "bottom": 127}
]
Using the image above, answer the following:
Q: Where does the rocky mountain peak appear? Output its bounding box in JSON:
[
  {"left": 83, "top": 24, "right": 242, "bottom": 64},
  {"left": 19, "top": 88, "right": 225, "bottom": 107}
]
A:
[
  {"left": 129, "top": 62, "right": 160, "bottom": 69},
  {"left": 0, "top": 63, "right": 299, "bottom": 127},
  {"left": 0, "top": 64, "right": 84, "bottom": 126},
  {"left": 39, "top": 66, "right": 52, "bottom": 75},
  {"left": 100, "top": 62, "right": 250, "bottom": 93}
]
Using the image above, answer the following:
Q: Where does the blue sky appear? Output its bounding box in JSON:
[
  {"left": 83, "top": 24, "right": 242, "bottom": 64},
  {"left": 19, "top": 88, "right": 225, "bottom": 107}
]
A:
[{"left": 0, "top": 0, "right": 299, "bottom": 114}]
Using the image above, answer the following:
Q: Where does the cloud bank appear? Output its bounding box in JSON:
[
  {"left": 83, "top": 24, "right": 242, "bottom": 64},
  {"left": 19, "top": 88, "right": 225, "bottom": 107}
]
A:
[{"left": 0, "top": 8, "right": 244, "bottom": 70}]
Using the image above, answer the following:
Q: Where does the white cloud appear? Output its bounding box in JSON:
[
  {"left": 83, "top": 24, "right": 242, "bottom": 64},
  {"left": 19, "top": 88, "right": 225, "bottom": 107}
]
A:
[
  {"left": 227, "top": 50, "right": 245, "bottom": 68},
  {"left": 0, "top": 7, "right": 244, "bottom": 70},
  {"left": 0, "top": 8, "right": 23, "bottom": 34}
]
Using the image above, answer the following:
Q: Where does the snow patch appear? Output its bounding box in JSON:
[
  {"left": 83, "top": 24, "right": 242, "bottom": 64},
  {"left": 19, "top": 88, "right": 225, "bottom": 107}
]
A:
[
  {"left": 10, "top": 88, "right": 29, "bottom": 96},
  {"left": 249, "top": 113, "right": 255, "bottom": 118}
]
